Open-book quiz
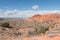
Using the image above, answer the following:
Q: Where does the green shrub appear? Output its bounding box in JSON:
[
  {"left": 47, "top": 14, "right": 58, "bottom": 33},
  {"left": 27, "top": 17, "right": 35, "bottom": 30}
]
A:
[{"left": 35, "top": 26, "right": 49, "bottom": 35}]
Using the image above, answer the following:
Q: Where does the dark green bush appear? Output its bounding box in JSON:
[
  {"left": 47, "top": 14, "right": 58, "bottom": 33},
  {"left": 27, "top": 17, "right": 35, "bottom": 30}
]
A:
[{"left": 1, "top": 22, "right": 12, "bottom": 28}]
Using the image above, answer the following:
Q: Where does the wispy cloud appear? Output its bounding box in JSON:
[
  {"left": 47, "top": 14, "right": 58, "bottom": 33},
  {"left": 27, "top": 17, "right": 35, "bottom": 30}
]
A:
[{"left": 0, "top": 10, "right": 60, "bottom": 18}]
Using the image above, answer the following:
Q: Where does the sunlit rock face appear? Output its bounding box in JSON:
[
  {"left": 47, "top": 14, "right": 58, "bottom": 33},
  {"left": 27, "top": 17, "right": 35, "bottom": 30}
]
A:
[{"left": 26, "top": 13, "right": 60, "bottom": 22}]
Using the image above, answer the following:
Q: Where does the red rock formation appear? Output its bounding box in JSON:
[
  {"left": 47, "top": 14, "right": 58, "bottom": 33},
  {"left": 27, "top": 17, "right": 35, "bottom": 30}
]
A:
[{"left": 26, "top": 13, "right": 60, "bottom": 22}]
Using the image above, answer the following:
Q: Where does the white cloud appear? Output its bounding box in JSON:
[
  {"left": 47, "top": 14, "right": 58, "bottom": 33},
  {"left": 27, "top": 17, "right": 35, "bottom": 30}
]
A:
[
  {"left": 32, "top": 5, "right": 39, "bottom": 9},
  {"left": 0, "top": 10, "right": 60, "bottom": 18}
]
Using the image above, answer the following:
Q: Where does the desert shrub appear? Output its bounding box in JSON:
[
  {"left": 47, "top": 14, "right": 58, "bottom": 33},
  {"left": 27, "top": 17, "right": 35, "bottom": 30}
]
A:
[
  {"left": 27, "top": 31, "right": 35, "bottom": 36},
  {"left": 34, "top": 24, "right": 49, "bottom": 35},
  {"left": 1, "top": 22, "right": 12, "bottom": 28},
  {"left": 40, "top": 27, "right": 48, "bottom": 33},
  {"left": 14, "top": 32, "right": 22, "bottom": 37}
]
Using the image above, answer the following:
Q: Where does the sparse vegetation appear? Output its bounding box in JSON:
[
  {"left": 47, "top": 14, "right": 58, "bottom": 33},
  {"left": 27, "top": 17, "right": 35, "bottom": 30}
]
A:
[{"left": 0, "top": 17, "right": 60, "bottom": 40}]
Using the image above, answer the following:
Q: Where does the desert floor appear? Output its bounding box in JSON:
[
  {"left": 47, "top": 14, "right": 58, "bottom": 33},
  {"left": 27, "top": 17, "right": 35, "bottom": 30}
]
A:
[{"left": 0, "top": 35, "right": 60, "bottom": 40}]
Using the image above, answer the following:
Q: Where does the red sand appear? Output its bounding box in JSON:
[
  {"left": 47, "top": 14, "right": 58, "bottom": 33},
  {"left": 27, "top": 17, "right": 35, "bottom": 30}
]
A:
[{"left": 22, "top": 35, "right": 60, "bottom": 40}]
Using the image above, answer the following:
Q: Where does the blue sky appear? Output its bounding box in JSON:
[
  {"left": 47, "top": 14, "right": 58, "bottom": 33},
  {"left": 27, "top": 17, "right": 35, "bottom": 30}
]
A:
[
  {"left": 0, "top": 0, "right": 60, "bottom": 10},
  {"left": 0, "top": 0, "right": 60, "bottom": 18}
]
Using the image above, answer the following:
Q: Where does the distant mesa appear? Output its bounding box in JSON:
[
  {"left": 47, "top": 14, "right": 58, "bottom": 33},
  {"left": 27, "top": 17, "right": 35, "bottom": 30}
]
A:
[{"left": 26, "top": 13, "right": 60, "bottom": 22}]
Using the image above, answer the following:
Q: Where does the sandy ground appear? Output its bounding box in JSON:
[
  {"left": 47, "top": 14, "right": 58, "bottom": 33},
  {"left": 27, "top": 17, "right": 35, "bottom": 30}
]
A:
[
  {"left": 22, "top": 35, "right": 60, "bottom": 40},
  {"left": 0, "top": 35, "right": 60, "bottom": 40}
]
